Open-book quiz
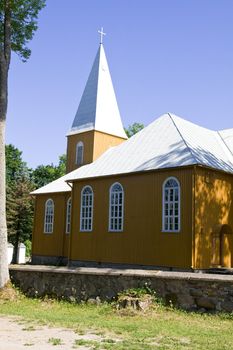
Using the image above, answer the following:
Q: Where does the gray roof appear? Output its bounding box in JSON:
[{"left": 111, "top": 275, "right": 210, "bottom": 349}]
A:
[
  {"left": 32, "top": 113, "right": 233, "bottom": 195},
  {"left": 68, "top": 44, "right": 127, "bottom": 139},
  {"left": 218, "top": 128, "right": 233, "bottom": 157}
]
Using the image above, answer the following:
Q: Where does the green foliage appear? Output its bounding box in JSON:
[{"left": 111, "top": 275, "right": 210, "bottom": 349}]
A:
[
  {"left": 6, "top": 144, "right": 35, "bottom": 261},
  {"left": 48, "top": 338, "right": 62, "bottom": 346},
  {"left": 0, "top": 0, "right": 46, "bottom": 61},
  {"left": 24, "top": 239, "right": 32, "bottom": 257},
  {"left": 57, "top": 154, "right": 66, "bottom": 175},
  {"left": 33, "top": 154, "right": 66, "bottom": 189},
  {"left": 5, "top": 144, "right": 30, "bottom": 183},
  {"left": 117, "top": 283, "right": 158, "bottom": 299},
  {"left": 32, "top": 165, "right": 59, "bottom": 188},
  {"left": 6, "top": 175, "right": 34, "bottom": 241},
  {"left": 6, "top": 144, "right": 66, "bottom": 258},
  {"left": 124, "top": 122, "right": 144, "bottom": 138},
  {"left": 118, "top": 288, "right": 149, "bottom": 298}
]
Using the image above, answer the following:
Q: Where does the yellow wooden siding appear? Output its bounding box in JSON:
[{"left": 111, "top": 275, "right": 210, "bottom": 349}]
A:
[
  {"left": 32, "top": 193, "right": 70, "bottom": 258},
  {"left": 93, "top": 131, "right": 126, "bottom": 160},
  {"left": 66, "top": 131, "right": 95, "bottom": 173},
  {"left": 63, "top": 195, "right": 72, "bottom": 257},
  {"left": 69, "top": 168, "right": 193, "bottom": 268},
  {"left": 194, "top": 167, "right": 233, "bottom": 269}
]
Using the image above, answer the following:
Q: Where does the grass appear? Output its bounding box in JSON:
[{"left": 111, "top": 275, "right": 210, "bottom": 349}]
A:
[
  {"left": 22, "top": 325, "right": 36, "bottom": 331},
  {"left": 23, "top": 343, "right": 34, "bottom": 347},
  {"left": 48, "top": 337, "right": 63, "bottom": 345},
  {"left": 1, "top": 294, "right": 233, "bottom": 349}
]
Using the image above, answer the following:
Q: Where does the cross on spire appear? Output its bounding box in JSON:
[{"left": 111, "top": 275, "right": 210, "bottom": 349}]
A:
[{"left": 98, "top": 27, "right": 106, "bottom": 44}]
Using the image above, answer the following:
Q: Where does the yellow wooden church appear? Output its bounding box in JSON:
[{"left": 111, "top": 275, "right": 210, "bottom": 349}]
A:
[{"left": 31, "top": 37, "right": 233, "bottom": 270}]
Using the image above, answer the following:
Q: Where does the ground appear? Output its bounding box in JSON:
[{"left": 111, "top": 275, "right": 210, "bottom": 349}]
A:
[
  {"left": 0, "top": 315, "right": 113, "bottom": 350},
  {"left": 1, "top": 293, "right": 233, "bottom": 349}
]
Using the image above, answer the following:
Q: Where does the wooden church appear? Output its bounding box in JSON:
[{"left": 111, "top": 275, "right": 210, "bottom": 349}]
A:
[{"left": 31, "top": 35, "right": 233, "bottom": 270}]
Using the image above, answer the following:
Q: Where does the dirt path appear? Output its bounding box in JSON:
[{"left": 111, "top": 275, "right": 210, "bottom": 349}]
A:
[{"left": 0, "top": 315, "right": 106, "bottom": 349}]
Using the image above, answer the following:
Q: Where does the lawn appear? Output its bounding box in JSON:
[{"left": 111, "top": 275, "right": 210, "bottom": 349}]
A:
[{"left": 0, "top": 293, "right": 233, "bottom": 349}]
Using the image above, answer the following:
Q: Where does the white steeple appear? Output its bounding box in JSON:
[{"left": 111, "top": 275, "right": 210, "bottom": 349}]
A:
[{"left": 69, "top": 40, "right": 127, "bottom": 139}]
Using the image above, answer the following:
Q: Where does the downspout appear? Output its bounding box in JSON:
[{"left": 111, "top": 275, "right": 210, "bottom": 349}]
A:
[
  {"left": 192, "top": 166, "right": 197, "bottom": 270},
  {"left": 30, "top": 195, "right": 37, "bottom": 263},
  {"left": 66, "top": 181, "right": 73, "bottom": 266},
  {"left": 60, "top": 192, "right": 69, "bottom": 265}
]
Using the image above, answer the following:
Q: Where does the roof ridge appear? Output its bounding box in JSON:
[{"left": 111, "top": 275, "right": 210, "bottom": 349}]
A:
[
  {"left": 217, "top": 130, "right": 233, "bottom": 160},
  {"left": 167, "top": 113, "right": 199, "bottom": 165}
]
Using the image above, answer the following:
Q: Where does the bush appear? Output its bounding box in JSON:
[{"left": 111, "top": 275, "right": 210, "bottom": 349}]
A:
[{"left": 24, "top": 239, "right": 32, "bottom": 257}]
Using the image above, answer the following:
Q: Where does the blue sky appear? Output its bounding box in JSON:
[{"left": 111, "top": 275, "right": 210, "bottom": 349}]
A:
[{"left": 6, "top": 0, "right": 233, "bottom": 168}]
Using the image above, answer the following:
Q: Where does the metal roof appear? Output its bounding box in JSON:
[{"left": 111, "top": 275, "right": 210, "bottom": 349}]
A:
[
  {"left": 31, "top": 172, "right": 72, "bottom": 195},
  {"left": 32, "top": 113, "right": 233, "bottom": 195},
  {"left": 218, "top": 128, "right": 233, "bottom": 157},
  {"left": 67, "top": 113, "right": 233, "bottom": 180},
  {"left": 68, "top": 44, "right": 127, "bottom": 139}
]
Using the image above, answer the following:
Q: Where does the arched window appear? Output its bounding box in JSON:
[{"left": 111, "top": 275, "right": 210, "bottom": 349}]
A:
[
  {"left": 109, "top": 183, "right": 124, "bottom": 232},
  {"left": 162, "top": 177, "right": 180, "bottom": 232},
  {"left": 76, "top": 141, "right": 84, "bottom": 166},
  {"left": 66, "top": 197, "right": 72, "bottom": 234},
  {"left": 80, "top": 186, "right": 93, "bottom": 231},
  {"left": 44, "top": 199, "right": 54, "bottom": 233}
]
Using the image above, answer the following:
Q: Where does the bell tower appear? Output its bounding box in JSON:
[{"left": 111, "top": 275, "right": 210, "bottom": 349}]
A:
[{"left": 66, "top": 29, "right": 127, "bottom": 173}]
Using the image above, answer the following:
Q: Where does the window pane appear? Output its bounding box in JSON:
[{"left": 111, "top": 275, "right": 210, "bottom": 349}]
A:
[
  {"left": 163, "top": 179, "right": 180, "bottom": 232},
  {"left": 66, "top": 198, "right": 71, "bottom": 233},
  {"left": 44, "top": 200, "right": 54, "bottom": 233},
  {"left": 80, "top": 187, "right": 93, "bottom": 231},
  {"left": 76, "top": 143, "right": 84, "bottom": 166},
  {"left": 170, "top": 190, "right": 173, "bottom": 201},
  {"left": 109, "top": 184, "right": 124, "bottom": 231}
]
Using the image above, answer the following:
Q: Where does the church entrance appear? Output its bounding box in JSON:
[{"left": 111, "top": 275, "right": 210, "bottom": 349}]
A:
[{"left": 211, "top": 224, "right": 233, "bottom": 267}]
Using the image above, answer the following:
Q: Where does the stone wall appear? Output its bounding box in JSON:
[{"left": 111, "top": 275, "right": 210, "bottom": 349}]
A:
[{"left": 9, "top": 265, "right": 233, "bottom": 312}]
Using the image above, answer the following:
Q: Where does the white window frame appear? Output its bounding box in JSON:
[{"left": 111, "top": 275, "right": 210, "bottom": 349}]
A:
[
  {"left": 80, "top": 186, "right": 93, "bottom": 232},
  {"left": 44, "top": 198, "right": 54, "bottom": 234},
  {"left": 76, "top": 141, "right": 84, "bottom": 166},
  {"left": 66, "top": 197, "right": 72, "bottom": 234},
  {"left": 162, "top": 177, "right": 180, "bottom": 232},
  {"left": 109, "top": 182, "right": 124, "bottom": 232}
]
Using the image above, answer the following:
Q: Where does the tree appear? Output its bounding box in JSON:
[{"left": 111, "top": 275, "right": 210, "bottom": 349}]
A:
[
  {"left": 33, "top": 154, "right": 66, "bottom": 188},
  {"left": 6, "top": 144, "right": 30, "bottom": 183},
  {"left": 6, "top": 144, "right": 34, "bottom": 262},
  {"left": 125, "top": 122, "right": 144, "bottom": 138},
  {"left": 57, "top": 154, "right": 66, "bottom": 175},
  {"left": 0, "top": 0, "right": 45, "bottom": 288},
  {"left": 7, "top": 175, "right": 34, "bottom": 261}
]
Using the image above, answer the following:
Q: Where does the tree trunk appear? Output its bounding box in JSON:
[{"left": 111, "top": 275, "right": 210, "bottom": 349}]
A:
[
  {"left": 0, "top": 0, "right": 11, "bottom": 288},
  {"left": 0, "top": 118, "right": 9, "bottom": 287},
  {"left": 0, "top": 54, "right": 10, "bottom": 288}
]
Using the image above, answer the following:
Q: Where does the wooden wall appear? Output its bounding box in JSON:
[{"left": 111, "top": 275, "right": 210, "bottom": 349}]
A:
[
  {"left": 31, "top": 165, "right": 233, "bottom": 270},
  {"left": 66, "top": 131, "right": 95, "bottom": 173},
  {"left": 32, "top": 192, "right": 71, "bottom": 259},
  {"left": 194, "top": 167, "right": 233, "bottom": 269},
  {"left": 93, "top": 131, "right": 126, "bottom": 161},
  {"left": 69, "top": 168, "right": 194, "bottom": 268}
]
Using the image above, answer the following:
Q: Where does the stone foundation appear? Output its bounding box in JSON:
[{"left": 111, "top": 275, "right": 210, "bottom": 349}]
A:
[
  {"left": 32, "top": 255, "right": 68, "bottom": 266},
  {"left": 9, "top": 265, "right": 233, "bottom": 312}
]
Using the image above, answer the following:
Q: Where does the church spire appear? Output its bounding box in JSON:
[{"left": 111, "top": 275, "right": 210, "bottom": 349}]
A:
[{"left": 68, "top": 34, "right": 127, "bottom": 139}]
